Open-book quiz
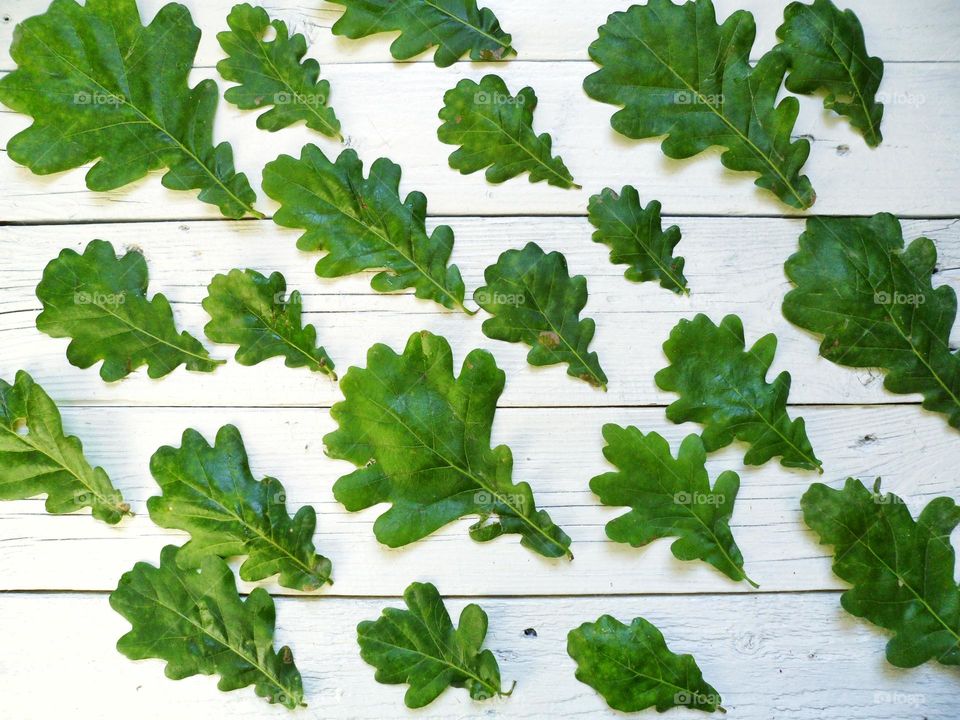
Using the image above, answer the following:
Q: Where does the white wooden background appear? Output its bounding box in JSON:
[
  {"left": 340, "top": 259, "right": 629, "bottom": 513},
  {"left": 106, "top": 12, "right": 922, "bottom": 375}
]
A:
[{"left": 1, "top": 1, "right": 958, "bottom": 718}]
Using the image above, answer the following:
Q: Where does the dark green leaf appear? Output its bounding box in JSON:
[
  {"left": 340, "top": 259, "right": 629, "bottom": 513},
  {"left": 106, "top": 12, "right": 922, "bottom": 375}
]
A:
[
  {"left": 567, "top": 615, "right": 724, "bottom": 713},
  {"left": 654, "top": 314, "right": 821, "bottom": 471},
  {"left": 36, "top": 239, "right": 221, "bottom": 382},
  {"left": 217, "top": 3, "right": 342, "bottom": 138},
  {"left": 0, "top": 370, "right": 129, "bottom": 524},
  {"left": 588, "top": 186, "right": 688, "bottom": 294},
  {"left": 329, "top": 0, "right": 515, "bottom": 67},
  {"left": 0, "top": 0, "right": 260, "bottom": 219},
  {"left": 324, "top": 330, "right": 572, "bottom": 559},
  {"left": 357, "top": 581, "right": 512, "bottom": 707},
  {"left": 203, "top": 268, "right": 335, "bottom": 378},
  {"left": 474, "top": 242, "right": 607, "bottom": 389},
  {"left": 776, "top": 0, "right": 884, "bottom": 147},
  {"left": 262, "top": 146, "right": 468, "bottom": 312},
  {"left": 147, "top": 425, "right": 332, "bottom": 592},
  {"left": 783, "top": 213, "right": 960, "bottom": 430},
  {"left": 110, "top": 545, "right": 305, "bottom": 708},
  {"left": 438, "top": 75, "right": 578, "bottom": 189},
  {"left": 802, "top": 478, "right": 960, "bottom": 667},
  {"left": 584, "top": 0, "right": 815, "bottom": 209},
  {"left": 591, "top": 426, "right": 754, "bottom": 586}
]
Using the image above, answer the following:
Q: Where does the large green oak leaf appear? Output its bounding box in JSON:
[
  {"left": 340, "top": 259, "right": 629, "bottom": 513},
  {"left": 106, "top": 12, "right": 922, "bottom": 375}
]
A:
[
  {"left": 324, "top": 330, "right": 572, "bottom": 559},
  {"left": 568, "top": 615, "right": 724, "bottom": 713},
  {"left": 591, "top": 426, "right": 755, "bottom": 586},
  {"left": 783, "top": 213, "right": 960, "bottom": 430},
  {"left": 0, "top": 0, "right": 261, "bottom": 218},
  {"left": 357, "top": 581, "right": 512, "bottom": 707},
  {"left": 36, "top": 239, "right": 221, "bottom": 381},
  {"left": 147, "top": 425, "right": 332, "bottom": 592},
  {"left": 329, "top": 0, "right": 515, "bottom": 67},
  {"left": 110, "top": 545, "right": 305, "bottom": 708},
  {"left": 217, "top": 3, "right": 342, "bottom": 138},
  {"left": 654, "top": 314, "right": 821, "bottom": 471},
  {"left": 803, "top": 478, "right": 960, "bottom": 667},
  {"left": 584, "top": 0, "right": 815, "bottom": 209},
  {"left": 262, "top": 146, "right": 469, "bottom": 312},
  {"left": 0, "top": 370, "right": 129, "bottom": 524}
]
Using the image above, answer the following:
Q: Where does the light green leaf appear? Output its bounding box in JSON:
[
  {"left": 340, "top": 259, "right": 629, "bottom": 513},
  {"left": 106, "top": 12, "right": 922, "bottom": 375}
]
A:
[
  {"left": 262, "top": 146, "right": 469, "bottom": 312},
  {"left": 438, "top": 75, "right": 578, "bottom": 189},
  {"left": 324, "top": 330, "right": 572, "bottom": 559},
  {"left": 0, "top": 370, "right": 129, "bottom": 524},
  {"left": 783, "top": 213, "right": 960, "bottom": 430},
  {"left": 147, "top": 425, "right": 332, "bottom": 592},
  {"left": 203, "top": 268, "right": 335, "bottom": 378},
  {"left": 568, "top": 614, "right": 724, "bottom": 713},
  {"left": 776, "top": 0, "right": 884, "bottom": 147},
  {"left": 654, "top": 314, "right": 821, "bottom": 471},
  {"left": 357, "top": 581, "right": 512, "bottom": 708},
  {"left": 588, "top": 186, "right": 688, "bottom": 294},
  {"left": 36, "top": 239, "right": 221, "bottom": 382},
  {"left": 591, "top": 426, "right": 754, "bottom": 586},
  {"left": 0, "top": 0, "right": 260, "bottom": 219},
  {"left": 329, "top": 0, "right": 515, "bottom": 67},
  {"left": 803, "top": 478, "right": 960, "bottom": 667},
  {"left": 474, "top": 242, "right": 607, "bottom": 389},
  {"left": 217, "top": 3, "right": 342, "bottom": 138},
  {"left": 111, "top": 545, "right": 305, "bottom": 708},
  {"left": 584, "top": 0, "right": 815, "bottom": 209}
]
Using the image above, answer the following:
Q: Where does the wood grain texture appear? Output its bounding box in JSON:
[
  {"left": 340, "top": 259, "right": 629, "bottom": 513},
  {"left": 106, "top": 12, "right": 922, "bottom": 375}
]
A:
[
  {"left": 2, "top": 61, "right": 958, "bottom": 219},
  {"left": 1, "top": 217, "right": 957, "bottom": 407},
  {"left": 0, "top": 591, "right": 954, "bottom": 719}
]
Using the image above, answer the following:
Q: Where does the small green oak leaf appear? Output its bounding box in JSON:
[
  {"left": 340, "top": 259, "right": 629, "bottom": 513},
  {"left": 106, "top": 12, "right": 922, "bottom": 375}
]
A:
[
  {"left": 357, "top": 581, "right": 513, "bottom": 707},
  {"left": 147, "top": 425, "right": 333, "bottom": 592},
  {"left": 110, "top": 545, "right": 305, "bottom": 708},
  {"left": 36, "top": 239, "right": 221, "bottom": 382}
]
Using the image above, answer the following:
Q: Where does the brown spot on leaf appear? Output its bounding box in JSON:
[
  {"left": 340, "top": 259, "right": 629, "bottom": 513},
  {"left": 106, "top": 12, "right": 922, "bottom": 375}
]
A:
[{"left": 538, "top": 331, "right": 560, "bottom": 349}]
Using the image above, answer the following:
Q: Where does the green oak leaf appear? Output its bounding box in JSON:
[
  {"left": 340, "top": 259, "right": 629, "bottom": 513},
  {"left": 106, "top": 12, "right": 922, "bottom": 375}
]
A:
[
  {"left": 474, "top": 242, "right": 607, "bottom": 389},
  {"left": 324, "top": 330, "right": 572, "bottom": 559},
  {"left": 262, "top": 146, "right": 469, "bottom": 312},
  {"left": 0, "top": 0, "right": 260, "bottom": 219},
  {"left": 217, "top": 3, "right": 342, "bottom": 138},
  {"left": 438, "top": 75, "right": 579, "bottom": 189},
  {"left": 776, "top": 0, "right": 884, "bottom": 147},
  {"left": 591, "top": 426, "right": 755, "bottom": 587},
  {"left": 0, "top": 370, "right": 129, "bottom": 524},
  {"left": 803, "top": 478, "right": 960, "bottom": 667},
  {"left": 654, "top": 314, "right": 821, "bottom": 471},
  {"left": 110, "top": 545, "right": 305, "bottom": 708},
  {"left": 329, "top": 0, "right": 515, "bottom": 67},
  {"left": 783, "top": 213, "right": 960, "bottom": 430},
  {"left": 588, "top": 186, "right": 688, "bottom": 294},
  {"left": 203, "top": 268, "right": 336, "bottom": 378},
  {"left": 568, "top": 615, "right": 724, "bottom": 713},
  {"left": 36, "top": 239, "right": 221, "bottom": 382},
  {"left": 147, "top": 425, "right": 332, "bottom": 592},
  {"left": 357, "top": 581, "right": 513, "bottom": 707},
  {"left": 584, "top": 0, "right": 816, "bottom": 209}
]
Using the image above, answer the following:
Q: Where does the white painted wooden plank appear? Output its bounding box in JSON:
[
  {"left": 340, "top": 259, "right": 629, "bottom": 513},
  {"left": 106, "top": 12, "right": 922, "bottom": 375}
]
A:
[
  {"left": 2, "top": 60, "right": 958, "bottom": 219},
  {"left": 2, "top": 0, "right": 958, "bottom": 70},
  {"left": 0, "top": 404, "right": 955, "bottom": 595},
  {"left": 0, "top": 590, "right": 954, "bottom": 719},
  {"left": 2, "top": 217, "right": 957, "bottom": 408}
]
